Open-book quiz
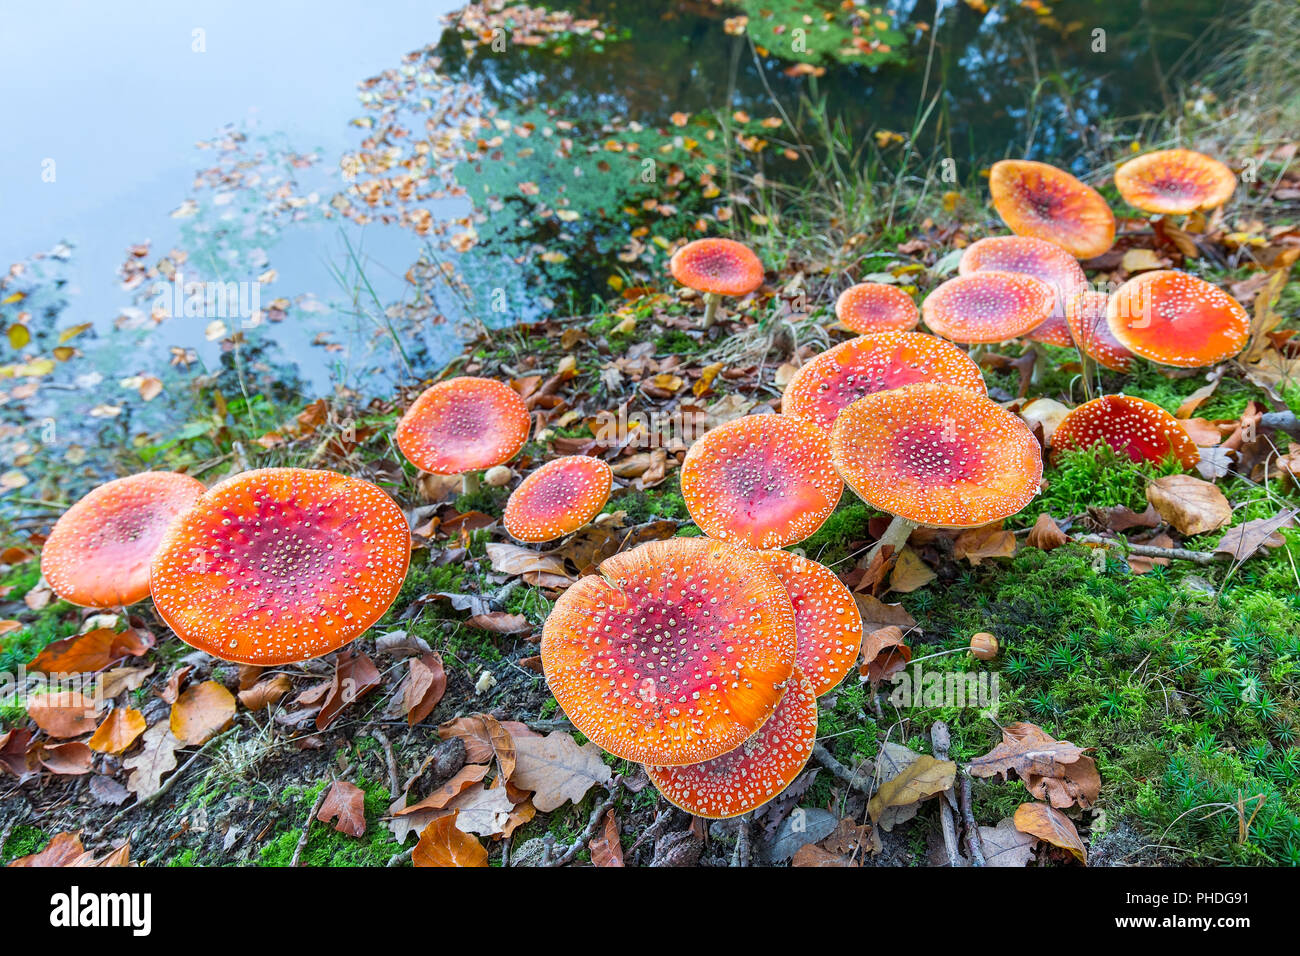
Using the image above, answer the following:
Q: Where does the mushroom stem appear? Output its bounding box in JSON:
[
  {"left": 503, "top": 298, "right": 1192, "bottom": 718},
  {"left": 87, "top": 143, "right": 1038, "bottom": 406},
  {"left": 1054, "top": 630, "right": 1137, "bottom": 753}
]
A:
[
  {"left": 462, "top": 472, "right": 480, "bottom": 496},
  {"left": 701, "top": 292, "right": 721, "bottom": 328},
  {"left": 1079, "top": 353, "right": 1098, "bottom": 401},
  {"left": 866, "top": 515, "right": 920, "bottom": 564},
  {"left": 1026, "top": 342, "right": 1049, "bottom": 384}
]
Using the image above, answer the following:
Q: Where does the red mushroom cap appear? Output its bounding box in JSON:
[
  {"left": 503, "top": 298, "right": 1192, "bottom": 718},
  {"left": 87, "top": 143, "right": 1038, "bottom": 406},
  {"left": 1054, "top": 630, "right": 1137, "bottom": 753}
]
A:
[
  {"left": 921, "top": 271, "right": 1055, "bottom": 344},
  {"left": 1050, "top": 394, "right": 1199, "bottom": 468},
  {"left": 989, "top": 159, "right": 1116, "bottom": 260},
  {"left": 834, "top": 283, "right": 919, "bottom": 334},
  {"left": 680, "top": 414, "right": 842, "bottom": 549},
  {"left": 1114, "top": 149, "right": 1236, "bottom": 215},
  {"left": 1066, "top": 289, "right": 1135, "bottom": 373},
  {"left": 540, "top": 537, "right": 797, "bottom": 766},
  {"left": 1107, "top": 270, "right": 1249, "bottom": 368},
  {"left": 503, "top": 455, "right": 612, "bottom": 543},
  {"left": 40, "top": 472, "right": 205, "bottom": 608},
  {"left": 150, "top": 468, "right": 411, "bottom": 665},
  {"left": 645, "top": 667, "right": 817, "bottom": 819},
  {"left": 959, "top": 235, "right": 1087, "bottom": 347},
  {"left": 395, "top": 377, "right": 530, "bottom": 475},
  {"left": 669, "top": 238, "right": 764, "bottom": 297},
  {"left": 758, "top": 550, "right": 863, "bottom": 697},
  {"left": 829, "top": 383, "right": 1043, "bottom": 528},
  {"left": 782, "top": 331, "right": 987, "bottom": 430}
]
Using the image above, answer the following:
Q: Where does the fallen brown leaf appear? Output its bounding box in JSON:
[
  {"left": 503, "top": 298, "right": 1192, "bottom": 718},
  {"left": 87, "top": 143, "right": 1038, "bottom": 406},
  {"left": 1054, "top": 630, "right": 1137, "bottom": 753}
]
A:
[
  {"left": 317, "top": 781, "right": 367, "bottom": 838},
  {"left": 170, "top": 681, "right": 236, "bottom": 746},
  {"left": 1013, "top": 802, "right": 1087, "bottom": 864},
  {"left": 1146, "top": 475, "right": 1232, "bottom": 536},
  {"left": 412, "top": 814, "right": 488, "bottom": 867}
]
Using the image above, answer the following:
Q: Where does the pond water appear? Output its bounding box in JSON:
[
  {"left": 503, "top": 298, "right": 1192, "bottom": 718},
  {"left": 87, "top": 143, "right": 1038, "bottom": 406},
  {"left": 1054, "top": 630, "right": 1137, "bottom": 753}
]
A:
[{"left": 0, "top": 0, "right": 1229, "bottom": 505}]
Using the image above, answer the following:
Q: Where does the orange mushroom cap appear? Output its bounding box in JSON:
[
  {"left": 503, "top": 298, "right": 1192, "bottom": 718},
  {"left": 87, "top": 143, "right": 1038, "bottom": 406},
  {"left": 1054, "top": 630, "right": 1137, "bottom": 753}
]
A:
[
  {"left": 829, "top": 383, "right": 1043, "bottom": 528},
  {"left": 669, "top": 238, "right": 764, "bottom": 297},
  {"left": 1114, "top": 148, "right": 1236, "bottom": 215},
  {"left": 40, "top": 472, "right": 205, "bottom": 609},
  {"left": 395, "top": 376, "right": 530, "bottom": 475},
  {"left": 989, "top": 159, "right": 1116, "bottom": 260},
  {"left": 503, "top": 455, "right": 612, "bottom": 543},
  {"left": 1050, "top": 394, "right": 1199, "bottom": 468},
  {"left": 540, "top": 537, "right": 797, "bottom": 766},
  {"left": 1107, "top": 270, "right": 1249, "bottom": 368},
  {"left": 782, "top": 331, "right": 987, "bottom": 431},
  {"left": 645, "top": 667, "right": 817, "bottom": 819},
  {"left": 959, "top": 235, "right": 1087, "bottom": 347},
  {"left": 758, "top": 550, "right": 863, "bottom": 697},
  {"left": 150, "top": 468, "right": 411, "bottom": 665},
  {"left": 680, "top": 414, "right": 842, "bottom": 549},
  {"left": 834, "top": 282, "right": 919, "bottom": 334},
  {"left": 921, "top": 271, "right": 1055, "bottom": 344},
  {"left": 1065, "top": 289, "right": 1135, "bottom": 373}
]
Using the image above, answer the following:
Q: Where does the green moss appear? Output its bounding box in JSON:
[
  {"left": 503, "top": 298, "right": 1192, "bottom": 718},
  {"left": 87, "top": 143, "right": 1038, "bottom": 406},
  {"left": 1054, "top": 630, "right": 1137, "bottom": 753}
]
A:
[
  {"left": 1026, "top": 443, "right": 1178, "bottom": 524},
  {"left": 1, "top": 824, "right": 49, "bottom": 864},
  {"left": 258, "top": 777, "right": 404, "bottom": 867},
  {"left": 799, "top": 500, "right": 876, "bottom": 566}
]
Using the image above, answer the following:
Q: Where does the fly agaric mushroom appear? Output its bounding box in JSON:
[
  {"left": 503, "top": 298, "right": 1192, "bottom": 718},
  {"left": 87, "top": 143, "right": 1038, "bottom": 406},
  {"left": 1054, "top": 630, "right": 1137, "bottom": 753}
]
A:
[
  {"left": 782, "top": 331, "right": 986, "bottom": 431},
  {"left": 989, "top": 159, "right": 1116, "bottom": 260},
  {"left": 150, "top": 468, "right": 411, "bottom": 665},
  {"left": 540, "top": 537, "right": 796, "bottom": 765},
  {"left": 679, "top": 414, "right": 842, "bottom": 549},
  {"left": 829, "top": 383, "right": 1042, "bottom": 559},
  {"left": 1114, "top": 149, "right": 1236, "bottom": 215},
  {"left": 834, "top": 282, "right": 919, "bottom": 334},
  {"left": 758, "top": 550, "right": 863, "bottom": 696},
  {"left": 959, "top": 235, "right": 1087, "bottom": 349},
  {"left": 1050, "top": 394, "right": 1199, "bottom": 469},
  {"left": 645, "top": 667, "right": 817, "bottom": 819},
  {"left": 40, "top": 472, "right": 205, "bottom": 608},
  {"left": 1066, "top": 289, "right": 1135, "bottom": 375},
  {"left": 669, "top": 237, "right": 764, "bottom": 327},
  {"left": 921, "top": 271, "right": 1055, "bottom": 344},
  {"left": 503, "top": 455, "right": 612, "bottom": 543},
  {"left": 1107, "top": 270, "right": 1250, "bottom": 368},
  {"left": 395, "top": 376, "right": 531, "bottom": 495}
]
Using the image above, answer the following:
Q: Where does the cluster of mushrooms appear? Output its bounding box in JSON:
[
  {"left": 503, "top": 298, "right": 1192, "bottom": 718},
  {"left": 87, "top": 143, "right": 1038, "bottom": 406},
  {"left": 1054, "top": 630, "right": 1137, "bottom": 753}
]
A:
[{"left": 30, "top": 145, "right": 1250, "bottom": 822}]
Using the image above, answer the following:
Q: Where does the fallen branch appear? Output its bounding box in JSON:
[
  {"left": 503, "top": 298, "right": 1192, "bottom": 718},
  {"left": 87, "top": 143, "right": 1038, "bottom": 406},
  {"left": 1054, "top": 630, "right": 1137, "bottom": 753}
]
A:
[
  {"left": 369, "top": 728, "right": 402, "bottom": 798},
  {"left": 541, "top": 779, "right": 622, "bottom": 867},
  {"left": 958, "top": 776, "right": 986, "bottom": 867},
  {"left": 812, "top": 742, "right": 873, "bottom": 795},
  {"left": 931, "top": 722, "right": 962, "bottom": 868},
  {"left": 1074, "top": 534, "right": 1220, "bottom": 565},
  {"left": 1261, "top": 411, "right": 1300, "bottom": 437}
]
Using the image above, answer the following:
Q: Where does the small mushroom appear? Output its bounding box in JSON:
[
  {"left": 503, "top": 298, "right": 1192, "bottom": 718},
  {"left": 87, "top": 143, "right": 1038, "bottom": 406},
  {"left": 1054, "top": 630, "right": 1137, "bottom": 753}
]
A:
[
  {"left": 1066, "top": 288, "right": 1135, "bottom": 375},
  {"left": 395, "top": 376, "right": 531, "bottom": 494},
  {"left": 679, "top": 414, "right": 842, "bottom": 549},
  {"left": 1114, "top": 149, "right": 1236, "bottom": 215},
  {"left": 669, "top": 237, "right": 764, "bottom": 327},
  {"left": 989, "top": 159, "right": 1116, "bottom": 260},
  {"left": 959, "top": 235, "right": 1087, "bottom": 349},
  {"left": 503, "top": 455, "right": 612, "bottom": 543},
  {"left": 1050, "top": 394, "right": 1199, "bottom": 469},
  {"left": 921, "top": 271, "right": 1056, "bottom": 345},
  {"left": 645, "top": 667, "right": 818, "bottom": 819},
  {"left": 150, "top": 468, "right": 411, "bottom": 665},
  {"left": 834, "top": 282, "right": 919, "bottom": 334},
  {"left": 40, "top": 472, "right": 205, "bottom": 608},
  {"left": 829, "top": 383, "right": 1043, "bottom": 561},
  {"left": 758, "top": 550, "right": 864, "bottom": 697},
  {"left": 970, "top": 632, "right": 999, "bottom": 661},
  {"left": 1107, "top": 270, "right": 1250, "bottom": 368},
  {"left": 782, "top": 331, "right": 987, "bottom": 431},
  {"left": 540, "top": 537, "right": 797, "bottom": 765}
]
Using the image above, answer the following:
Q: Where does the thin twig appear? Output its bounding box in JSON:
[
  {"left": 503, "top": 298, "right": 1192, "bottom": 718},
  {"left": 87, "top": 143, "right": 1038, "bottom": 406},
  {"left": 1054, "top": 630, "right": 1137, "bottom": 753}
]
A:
[
  {"left": 370, "top": 728, "right": 401, "bottom": 798},
  {"left": 1074, "top": 534, "right": 1220, "bottom": 565},
  {"left": 958, "top": 776, "right": 986, "bottom": 867},
  {"left": 291, "top": 783, "right": 333, "bottom": 867},
  {"left": 542, "top": 781, "right": 622, "bottom": 867},
  {"left": 813, "top": 742, "right": 873, "bottom": 795}
]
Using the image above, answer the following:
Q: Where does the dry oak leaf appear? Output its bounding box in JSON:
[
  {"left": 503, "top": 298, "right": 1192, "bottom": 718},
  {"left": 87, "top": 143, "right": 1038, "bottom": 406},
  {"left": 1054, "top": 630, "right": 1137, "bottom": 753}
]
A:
[
  {"left": 954, "top": 522, "right": 1018, "bottom": 564},
  {"left": 403, "top": 652, "right": 447, "bottom": 726},
  {"left": 866, "top": 754, "right": 956, "bottom": 829},
  {"left": 1026, "top": 513, "right": 1070, "bottom": 550},
  {"left": 317, "top": 781, "right": 367, "bottom": 838},
  {"left": 412, "top": 813, "right": 488, "bottom": 867},
  {"left": 1145, "top": 475, "right": 1232, "bottom": 536},
  {"left": 1214, "top": 512, "right": 1298, "bottom": 561},
  {"left": 889, "top": 547, "right": 935, "bottom": 592},
  {"left": 859, "top": 625, "right": 912, "bottom": 686},
  {"left": 238, "top": 674, "right": 293, "bottom": 711},
  {"left": 100, "top": 664, "right": 155, "bottom": 699},
  {"left": 978, "top": 816, "right": 1038, "bottom": 867},
  {"left": 88, "top": 707, "right": 147, "bottom": 755},
  {"left": 397, "top": 764, "right": 490, "bottom": 814},
  {"left": 37, "top": 741, "right": 93, "bottom": 775},
  {"left": 966, "top": 721, "right": 1088, "bottom": 791},
  {"left": 27, "top": 626, "right": 152, "bottom": 675},
  {"left": 853, "top": 594, "right": 916, "bottom": 633},
  {"left": 317, "top": 649, "right": 381, "bottom": 730},
  {"left": 589, "top": 810, "right": 624, "bottom": 867},
  {"left": 7, "top": 831, "right": 86, "bottom": 867},
  {"left": 511, "top": 732, "right": 613, "bottom": 812},
  {"left": 792, "top": 843, "right": 858, "bottom": 867},
  {"left": 1013, "top": 802, "right": 1087, "bottom": 864},
  {"left": 170, "top": 680, "right": 236, "bottom": 746},
  {"left": 437, "top": 713, "right": 533, "bottom": 778},
  {"left": 443, "top": 784, "right": 515, "bottom": 837},
  {"left": 123, "top": 722, "right": 180, "bottom": 798},
  {"left": 27, "top": 691, "right": 99, "bottom": 739}
]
